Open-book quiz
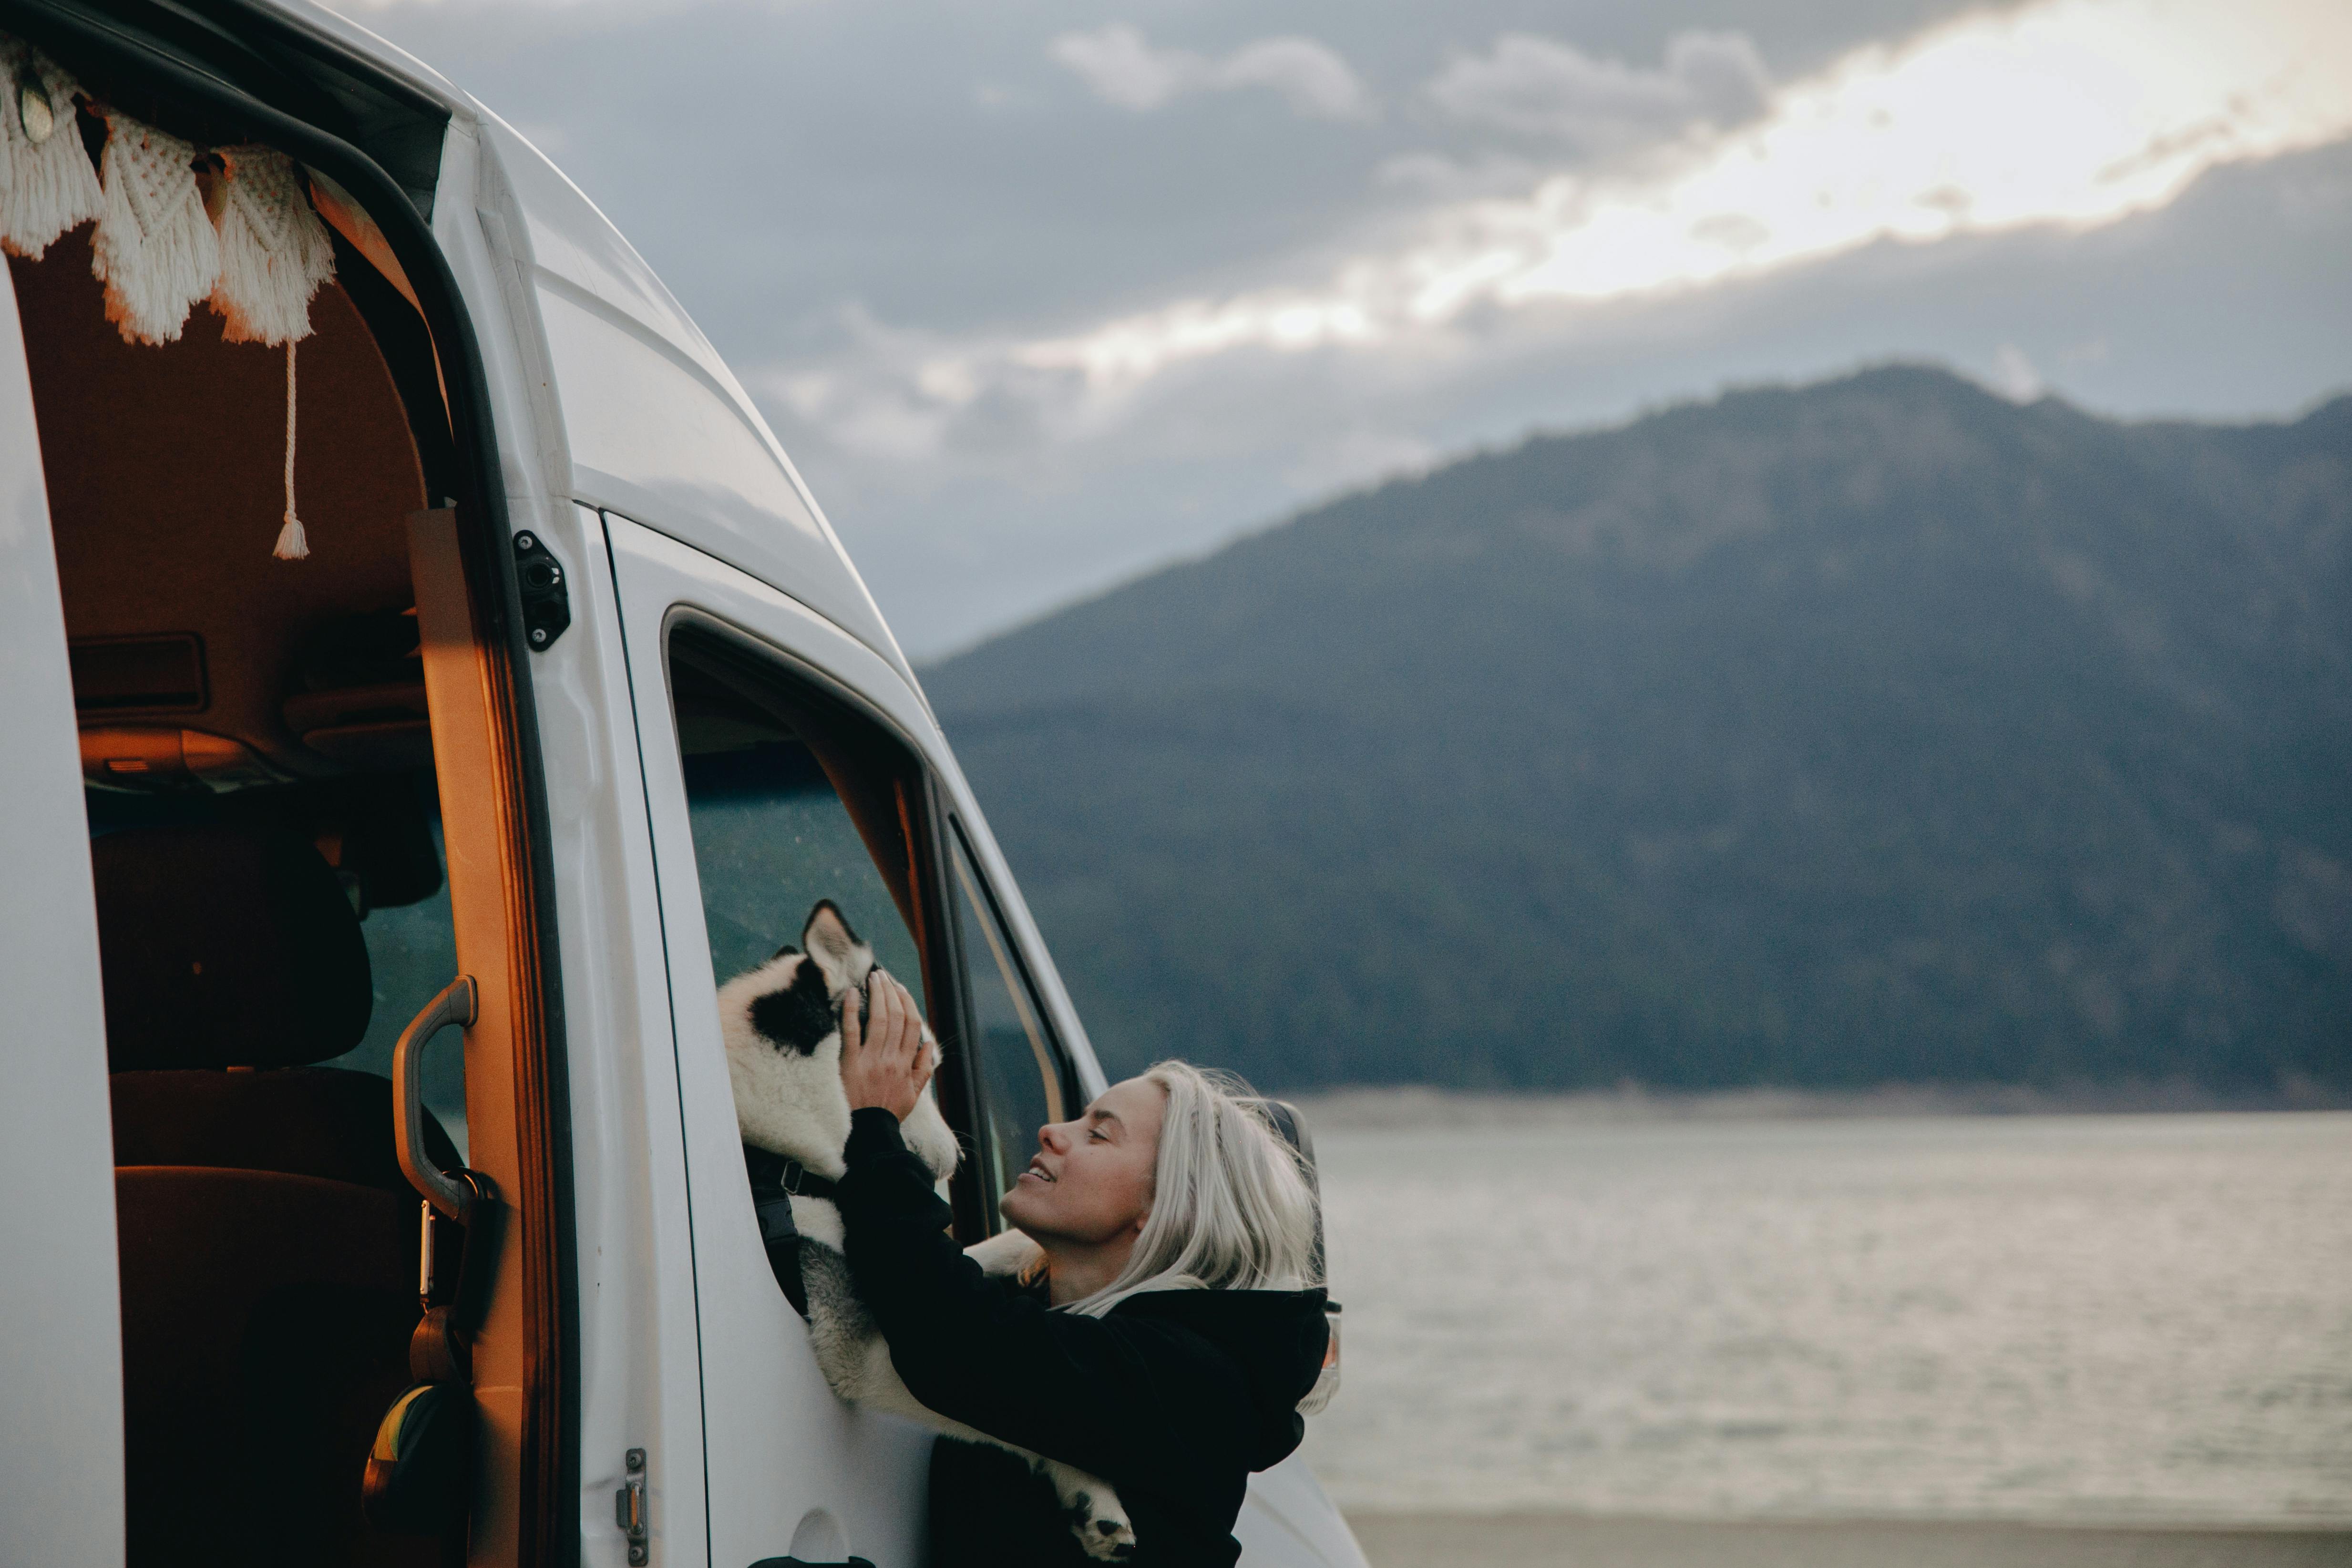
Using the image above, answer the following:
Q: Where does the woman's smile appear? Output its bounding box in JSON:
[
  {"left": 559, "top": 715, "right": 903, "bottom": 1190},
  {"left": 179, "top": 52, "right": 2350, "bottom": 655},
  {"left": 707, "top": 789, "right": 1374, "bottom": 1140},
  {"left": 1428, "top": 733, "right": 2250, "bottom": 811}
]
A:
[{"left": 1021, "top": 1156, "right": 1057, "bottom": 1184}]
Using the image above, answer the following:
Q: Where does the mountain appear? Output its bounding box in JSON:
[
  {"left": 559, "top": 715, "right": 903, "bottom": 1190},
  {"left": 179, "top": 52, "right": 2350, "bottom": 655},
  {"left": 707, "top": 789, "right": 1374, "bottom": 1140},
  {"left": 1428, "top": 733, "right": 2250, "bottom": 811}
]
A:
[{"left": 922, "top": 367, "right": 2352, "bottom": 1094}]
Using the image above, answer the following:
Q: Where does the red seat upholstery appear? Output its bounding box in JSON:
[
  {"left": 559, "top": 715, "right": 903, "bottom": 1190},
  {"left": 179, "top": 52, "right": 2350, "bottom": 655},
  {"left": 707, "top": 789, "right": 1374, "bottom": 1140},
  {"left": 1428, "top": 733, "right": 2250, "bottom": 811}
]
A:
[
  {"left": 115, "top": 1168, "right": 425, "bottom": 1568},
  {"left": 93, "top": 825, "right": 442, "bottom": 1567},
  {"left": 111, "top": 1066, "right": 459, "bottom": 1193}
]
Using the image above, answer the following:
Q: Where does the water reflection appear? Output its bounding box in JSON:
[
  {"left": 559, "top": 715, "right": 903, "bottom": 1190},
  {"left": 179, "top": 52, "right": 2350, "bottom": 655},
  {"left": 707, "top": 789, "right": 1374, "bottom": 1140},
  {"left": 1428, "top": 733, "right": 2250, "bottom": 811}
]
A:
[{"left": 1302, "top": 1110, "right": 2352, "bottom": 1526}]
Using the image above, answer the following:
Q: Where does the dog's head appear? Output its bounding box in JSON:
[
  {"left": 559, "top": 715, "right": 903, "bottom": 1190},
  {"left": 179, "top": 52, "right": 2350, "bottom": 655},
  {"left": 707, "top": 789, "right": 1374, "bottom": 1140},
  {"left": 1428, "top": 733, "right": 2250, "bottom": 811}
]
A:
[{"left": 719, "top": 900, "right": 961, "bottom": 1183}]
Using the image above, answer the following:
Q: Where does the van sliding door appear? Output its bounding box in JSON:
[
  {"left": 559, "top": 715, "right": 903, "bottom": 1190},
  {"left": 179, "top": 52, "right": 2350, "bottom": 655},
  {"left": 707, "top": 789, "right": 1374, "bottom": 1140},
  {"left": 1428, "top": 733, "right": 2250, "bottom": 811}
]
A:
[
  {"left": 604, "top": 512, "right": 938, "bottom": 1568},
  {"left": 0, "top": 245, "right": 124, "bottom": 1566}
]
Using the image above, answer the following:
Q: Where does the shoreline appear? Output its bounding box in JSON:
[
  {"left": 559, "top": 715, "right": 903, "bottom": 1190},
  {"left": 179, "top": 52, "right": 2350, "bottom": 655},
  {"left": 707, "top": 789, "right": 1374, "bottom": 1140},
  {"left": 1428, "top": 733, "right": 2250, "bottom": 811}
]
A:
[
  {"left": 1286, "top": 1082, "right": 2352, "bottom": 1129},
  {"left": 1342, "top": 1512, "right": 2352, "bottom": 1568}
]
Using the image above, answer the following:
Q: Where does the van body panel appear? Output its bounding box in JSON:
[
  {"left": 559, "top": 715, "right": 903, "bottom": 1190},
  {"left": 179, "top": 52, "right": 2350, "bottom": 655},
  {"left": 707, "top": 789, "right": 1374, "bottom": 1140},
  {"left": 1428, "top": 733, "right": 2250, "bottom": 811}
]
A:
[
  {"left": 1238, "top": 1456, "right": 1372, "bottom": 1568},
  {"left": 462, "top": 111, "right": 915, "bottom": 689},
  {"left": 534, "top": 282, "right": 825, "bottom": 574},
  {"left": 509, "top": 504, "right": 712, "bottom": 1565},
  {"left": 0, "top": 245, "right": 126, "bottom": 1568},
  {"left": 606, "top": 512, "right": 938, "bottom": 1567}
]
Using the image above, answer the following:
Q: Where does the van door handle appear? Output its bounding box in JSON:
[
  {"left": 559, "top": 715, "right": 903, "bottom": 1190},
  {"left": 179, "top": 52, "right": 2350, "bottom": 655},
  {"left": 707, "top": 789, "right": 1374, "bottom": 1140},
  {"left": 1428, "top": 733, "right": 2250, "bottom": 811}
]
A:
[
  {"left": 393, "top": 974, "right": 477, "bottom": 1220},
  {"left": 747, "top": 1558, "right": 875, "bottom": 1567}
]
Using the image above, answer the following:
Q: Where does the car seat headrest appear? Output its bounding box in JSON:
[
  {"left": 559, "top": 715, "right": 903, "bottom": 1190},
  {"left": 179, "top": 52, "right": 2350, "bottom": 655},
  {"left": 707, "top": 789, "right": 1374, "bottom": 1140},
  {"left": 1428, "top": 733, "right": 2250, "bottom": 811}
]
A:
[{"left": 93, "top": 824, "right": 373, "bottom": 1071}]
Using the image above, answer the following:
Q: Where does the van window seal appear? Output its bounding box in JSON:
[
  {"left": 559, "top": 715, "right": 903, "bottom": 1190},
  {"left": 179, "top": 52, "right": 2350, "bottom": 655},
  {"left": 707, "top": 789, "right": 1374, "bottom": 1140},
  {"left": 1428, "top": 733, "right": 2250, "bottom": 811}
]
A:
[
  {"left": 660, "top": 605, "right": 936, "bottom": 767},
  {"left": 1, "top": 0, "right": 450, "bottom": 216}
]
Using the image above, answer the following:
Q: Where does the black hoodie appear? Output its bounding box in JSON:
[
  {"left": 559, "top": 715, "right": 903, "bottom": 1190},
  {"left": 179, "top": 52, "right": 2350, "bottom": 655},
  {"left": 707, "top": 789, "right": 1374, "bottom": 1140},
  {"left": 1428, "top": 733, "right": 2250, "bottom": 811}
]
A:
[{"left": 837, "top": 1108, "right": 1329, "bottom": 1567}]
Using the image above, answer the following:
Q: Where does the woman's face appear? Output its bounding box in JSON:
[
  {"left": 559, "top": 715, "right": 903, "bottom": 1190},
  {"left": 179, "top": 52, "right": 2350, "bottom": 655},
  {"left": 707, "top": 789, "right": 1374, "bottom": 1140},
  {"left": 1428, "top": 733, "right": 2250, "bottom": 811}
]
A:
[{"left": 999, "top": 1076, "right": 1167, "bottom": 1247}]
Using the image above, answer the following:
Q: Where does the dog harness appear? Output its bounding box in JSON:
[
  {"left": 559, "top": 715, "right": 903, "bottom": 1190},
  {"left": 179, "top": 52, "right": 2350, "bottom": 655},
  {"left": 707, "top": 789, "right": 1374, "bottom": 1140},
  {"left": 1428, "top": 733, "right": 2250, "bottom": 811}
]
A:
[{"left": 743, "top": 1143, "right": 838, "bottom": 1319}]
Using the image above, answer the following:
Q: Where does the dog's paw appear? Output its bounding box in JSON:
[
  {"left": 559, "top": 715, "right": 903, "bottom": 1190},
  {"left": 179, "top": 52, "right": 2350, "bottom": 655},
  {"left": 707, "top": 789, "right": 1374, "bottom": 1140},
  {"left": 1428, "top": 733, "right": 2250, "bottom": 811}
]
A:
[
  {"left": 1062, "top": 1487, "right": 1136, "bottom": 1561},
  {"left": 1041, "top": 1457, "right": 1134, "bottom": 1560},
  {"left": 964, "top": 1227, "right": 1042, "bottom": 1279}
]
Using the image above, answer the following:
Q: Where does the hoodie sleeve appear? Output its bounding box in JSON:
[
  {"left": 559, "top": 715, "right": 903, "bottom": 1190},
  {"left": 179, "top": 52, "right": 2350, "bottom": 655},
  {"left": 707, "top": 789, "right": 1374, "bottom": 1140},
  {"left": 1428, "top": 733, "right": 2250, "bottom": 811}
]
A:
[{"left": 834, "top": 1108, "right": 1252, "bottom": 1488}]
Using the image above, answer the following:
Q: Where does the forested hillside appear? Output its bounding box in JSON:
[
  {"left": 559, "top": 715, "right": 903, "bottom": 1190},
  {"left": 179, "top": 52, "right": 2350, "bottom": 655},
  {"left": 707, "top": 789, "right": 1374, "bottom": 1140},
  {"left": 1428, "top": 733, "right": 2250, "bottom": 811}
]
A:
[{"left": 924, "top": 368, "right": 2352, "bottom": 1092}]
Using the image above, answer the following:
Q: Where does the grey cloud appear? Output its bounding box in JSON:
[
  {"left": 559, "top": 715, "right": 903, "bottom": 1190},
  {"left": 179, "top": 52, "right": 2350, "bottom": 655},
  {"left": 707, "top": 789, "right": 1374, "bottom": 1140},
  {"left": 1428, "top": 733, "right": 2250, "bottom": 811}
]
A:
[
  {"left": 1425, "top": 31, "right": 1771, "bottom": 147},
  {"left": 783, "top": 143, "right": 2352, "bottom": 656},
  {"left": 337, "top": 0, "right": 1978, "bottom": 370},
  {"left": 331, "top": 0, "right": 2349, "bottom": 659},
  {"left": 1374, "top": 150, "right": 1557, "bottom": 202},
  {"left": 1049, "top": 24, "right": 1373, "bottom": 121}
]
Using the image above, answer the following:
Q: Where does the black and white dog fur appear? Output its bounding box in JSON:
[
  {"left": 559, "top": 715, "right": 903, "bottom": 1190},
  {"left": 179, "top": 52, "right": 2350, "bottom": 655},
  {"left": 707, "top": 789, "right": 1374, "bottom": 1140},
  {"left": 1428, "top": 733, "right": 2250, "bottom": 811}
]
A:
[{"left": 719, "top": 901, "right": 1136, "bottom": 1560}]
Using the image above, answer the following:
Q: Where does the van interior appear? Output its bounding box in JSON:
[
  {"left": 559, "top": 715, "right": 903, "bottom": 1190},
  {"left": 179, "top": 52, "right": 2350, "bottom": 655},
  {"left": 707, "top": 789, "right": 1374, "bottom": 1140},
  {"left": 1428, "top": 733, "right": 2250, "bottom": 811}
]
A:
[{"left": 10, "top": 172, "right": 488, "bottom": 1560}]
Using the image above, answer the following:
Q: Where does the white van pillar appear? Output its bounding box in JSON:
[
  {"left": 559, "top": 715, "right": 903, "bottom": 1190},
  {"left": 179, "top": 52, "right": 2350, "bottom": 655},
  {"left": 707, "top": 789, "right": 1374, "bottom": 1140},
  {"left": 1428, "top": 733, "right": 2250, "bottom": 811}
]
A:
[{"left": 0, "top": 246, "right": 126, "bottom": 1563}]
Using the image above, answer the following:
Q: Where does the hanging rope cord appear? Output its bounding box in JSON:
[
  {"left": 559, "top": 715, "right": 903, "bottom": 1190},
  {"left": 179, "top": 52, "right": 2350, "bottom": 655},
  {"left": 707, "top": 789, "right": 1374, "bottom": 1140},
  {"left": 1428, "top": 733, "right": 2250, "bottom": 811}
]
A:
[{"left": 274, "top": 336, "right": 307, "bottom": 559}]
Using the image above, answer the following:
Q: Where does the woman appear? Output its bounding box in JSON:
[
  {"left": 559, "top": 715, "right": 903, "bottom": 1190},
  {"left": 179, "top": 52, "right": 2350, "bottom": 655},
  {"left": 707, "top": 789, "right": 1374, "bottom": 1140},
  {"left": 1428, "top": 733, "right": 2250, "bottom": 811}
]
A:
[{"left": 836, "top": 971, "right": 1331, "bottom": 1567}]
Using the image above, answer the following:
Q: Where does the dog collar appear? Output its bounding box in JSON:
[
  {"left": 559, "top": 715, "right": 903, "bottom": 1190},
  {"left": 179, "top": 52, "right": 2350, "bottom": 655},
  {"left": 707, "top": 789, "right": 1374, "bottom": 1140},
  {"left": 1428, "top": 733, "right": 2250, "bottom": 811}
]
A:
[{"left": 744, "top": 1143, "right": 840, "bottom": 1203}]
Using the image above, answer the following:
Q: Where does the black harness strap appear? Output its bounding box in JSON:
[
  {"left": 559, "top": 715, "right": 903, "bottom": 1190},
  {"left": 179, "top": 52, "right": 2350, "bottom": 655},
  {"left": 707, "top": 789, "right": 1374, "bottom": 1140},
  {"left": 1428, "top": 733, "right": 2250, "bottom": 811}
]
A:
[{"left": 743, "top": 1144, "right": 839, "bottom": 1319}]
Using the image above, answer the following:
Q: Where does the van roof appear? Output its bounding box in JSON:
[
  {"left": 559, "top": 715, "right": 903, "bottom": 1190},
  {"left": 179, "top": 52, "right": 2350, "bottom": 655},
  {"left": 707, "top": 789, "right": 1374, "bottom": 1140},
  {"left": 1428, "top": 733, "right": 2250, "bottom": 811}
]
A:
[{"left": 257, "top": 0, "right": 920, "bottom": 690}]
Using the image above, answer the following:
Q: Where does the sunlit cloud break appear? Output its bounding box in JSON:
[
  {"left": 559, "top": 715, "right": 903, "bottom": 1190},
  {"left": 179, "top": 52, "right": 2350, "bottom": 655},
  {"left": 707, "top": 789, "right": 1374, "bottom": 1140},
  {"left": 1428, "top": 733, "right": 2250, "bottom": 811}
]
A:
[{"left": 1022, "top": 0, "right": 2352, "bottom": 387}]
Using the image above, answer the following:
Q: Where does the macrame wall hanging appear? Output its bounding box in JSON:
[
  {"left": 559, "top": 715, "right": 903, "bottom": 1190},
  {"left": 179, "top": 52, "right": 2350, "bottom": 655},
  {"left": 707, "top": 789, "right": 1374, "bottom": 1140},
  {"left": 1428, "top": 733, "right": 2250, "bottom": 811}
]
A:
[
  {"left": 0, "top": 35, "right": 339, "bottom": 560},
  {"left": 92, "top": 114, "right": 217, "bottom": 344},
  {"left": 0, "top": 40, "right": 102, "bottom": 257}
]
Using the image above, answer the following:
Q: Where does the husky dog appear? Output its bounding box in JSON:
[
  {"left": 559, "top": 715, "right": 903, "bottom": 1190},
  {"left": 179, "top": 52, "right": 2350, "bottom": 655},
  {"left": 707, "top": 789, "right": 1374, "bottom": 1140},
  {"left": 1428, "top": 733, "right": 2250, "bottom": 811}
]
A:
[{"left": 719, "top": 901, "right": 1136, "bottom": 1561}]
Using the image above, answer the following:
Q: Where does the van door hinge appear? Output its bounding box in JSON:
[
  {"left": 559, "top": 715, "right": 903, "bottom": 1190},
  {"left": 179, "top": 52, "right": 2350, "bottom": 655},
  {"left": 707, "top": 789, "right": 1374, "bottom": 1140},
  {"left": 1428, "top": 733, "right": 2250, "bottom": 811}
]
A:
[
  {"left": 514, "top": 531, "right": 571, "bottom": 650},
  {"left": 616, "top": 1448, "right": 648, "bottom": 1564}
]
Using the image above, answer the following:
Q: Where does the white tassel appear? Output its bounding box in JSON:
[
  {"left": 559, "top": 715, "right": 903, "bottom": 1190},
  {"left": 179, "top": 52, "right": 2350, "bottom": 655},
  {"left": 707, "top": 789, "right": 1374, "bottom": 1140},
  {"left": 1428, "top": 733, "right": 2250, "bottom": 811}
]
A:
[
  {"left": 203, "top": 147, "right": 331, "bottom": 560},
  {"left": 91, "top": 113, "right": 217, "bottom": 345},
  {"left": 273, "top": 337, "right": 308, "bottom": 560},
  {"left": 208, "top": 144, "right": 333, "bottom": 345},
  {"left": 0, "top": 40, "right": 103, "bottom": 259}
]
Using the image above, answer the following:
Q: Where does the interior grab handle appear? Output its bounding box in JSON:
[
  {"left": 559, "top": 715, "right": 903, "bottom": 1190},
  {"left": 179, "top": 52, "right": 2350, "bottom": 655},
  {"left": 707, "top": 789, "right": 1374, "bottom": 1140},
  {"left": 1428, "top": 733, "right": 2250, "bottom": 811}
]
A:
[
  {"left": 364, "top": 976, "right": 501, "bottom": 1536},
  {"left": 394, "top": 975, "right": 477, "bottom": 1219}
]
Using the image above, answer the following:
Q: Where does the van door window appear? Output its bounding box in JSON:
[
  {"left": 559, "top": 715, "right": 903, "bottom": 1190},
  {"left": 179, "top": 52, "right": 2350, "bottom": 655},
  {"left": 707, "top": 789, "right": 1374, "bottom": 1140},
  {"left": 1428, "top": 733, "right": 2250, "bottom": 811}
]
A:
[
  {"left": 947, "top": 825, "right": 1072, "bottom": 1229},
  {"left": 671, "top": 651, "right": 926, "bottom": 1002},
  {"left": 668, "top": 634, "right": 934, "bottom": 1054}
]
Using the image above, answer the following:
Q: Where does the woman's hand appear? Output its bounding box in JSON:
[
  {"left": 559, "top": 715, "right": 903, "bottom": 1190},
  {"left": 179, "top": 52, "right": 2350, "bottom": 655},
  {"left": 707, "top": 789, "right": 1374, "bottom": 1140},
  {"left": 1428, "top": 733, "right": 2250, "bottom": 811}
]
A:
[{"left": 839, "top": 969, "right": 935, "bottom": 1121}]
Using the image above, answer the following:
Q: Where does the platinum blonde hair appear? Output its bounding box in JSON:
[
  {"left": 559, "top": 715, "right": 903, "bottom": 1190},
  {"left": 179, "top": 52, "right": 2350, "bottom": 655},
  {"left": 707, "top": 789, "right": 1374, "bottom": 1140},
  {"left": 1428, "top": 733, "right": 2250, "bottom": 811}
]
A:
[{"left": 1060, "top": 1060, "right": 1323, "bottom": 1318}]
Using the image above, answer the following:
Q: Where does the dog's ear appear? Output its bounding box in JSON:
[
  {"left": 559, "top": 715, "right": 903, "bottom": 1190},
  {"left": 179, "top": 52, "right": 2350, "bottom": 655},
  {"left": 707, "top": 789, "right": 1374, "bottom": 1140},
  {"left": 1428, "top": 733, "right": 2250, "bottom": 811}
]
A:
[{"left": 801, "top": 900, "right": 873, "bottom": 989}]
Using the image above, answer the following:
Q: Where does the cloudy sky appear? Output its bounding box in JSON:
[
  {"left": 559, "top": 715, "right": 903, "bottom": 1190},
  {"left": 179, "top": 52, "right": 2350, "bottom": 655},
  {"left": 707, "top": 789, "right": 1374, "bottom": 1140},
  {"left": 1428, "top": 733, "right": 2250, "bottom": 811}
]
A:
[{"left": 334, "top": 0, "right": 2352, "bottom": 656}]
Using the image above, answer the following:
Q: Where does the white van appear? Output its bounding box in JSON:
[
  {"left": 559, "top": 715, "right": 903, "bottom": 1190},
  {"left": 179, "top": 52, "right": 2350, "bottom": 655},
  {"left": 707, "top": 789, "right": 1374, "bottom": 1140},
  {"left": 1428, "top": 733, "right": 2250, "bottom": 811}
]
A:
[{"left": 0, "top": 3, "right": 1364, "bottom": 1565}]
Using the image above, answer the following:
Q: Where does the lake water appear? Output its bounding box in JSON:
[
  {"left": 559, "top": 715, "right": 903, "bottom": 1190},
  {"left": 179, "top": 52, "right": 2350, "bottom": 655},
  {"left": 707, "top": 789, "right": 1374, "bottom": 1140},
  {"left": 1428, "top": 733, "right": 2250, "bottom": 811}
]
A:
[{"left": 1298, "top": 1110, "right": 2352, "bottom": 1526}]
